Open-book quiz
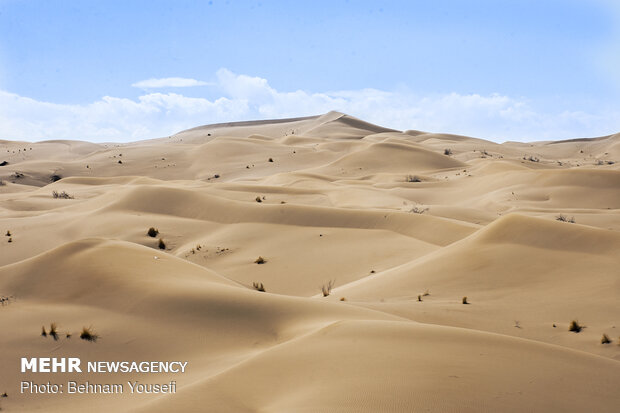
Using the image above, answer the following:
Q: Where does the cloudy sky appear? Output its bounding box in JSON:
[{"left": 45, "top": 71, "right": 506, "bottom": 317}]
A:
[{"left": 1, "top": 0, "right": 619, "bottom": 142}]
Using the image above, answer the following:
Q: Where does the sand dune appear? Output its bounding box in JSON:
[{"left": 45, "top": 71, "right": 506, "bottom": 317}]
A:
[{"left": 1, "top": 112, "right": 618, "bottom": 412}]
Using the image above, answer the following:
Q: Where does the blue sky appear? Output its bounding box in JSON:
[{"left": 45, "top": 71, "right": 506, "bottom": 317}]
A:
[{"left": 1, "top": 0, "right": 619, "bottom": 142}]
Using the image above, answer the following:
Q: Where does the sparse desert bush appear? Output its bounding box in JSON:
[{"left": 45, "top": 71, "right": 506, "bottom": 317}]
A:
[
  {"left": 601, "top": 334, "right": 611, "bottom": 344},
  {"left": 252, "top": 282, "right": 266, "bottom": 292},
  {"left": 254, "top": 256, "right": 266, "bottom": 264},
  {"left": 268, "top": 158, "right": 274, "bottom": 162},
  {"left": 7, "top": 237, "right": 12, "bottom": 243},
  {"left": 52, "top": 190, "right": 73, "bottom": 199},
  {"left": 556, "top": 214, "right": 575, "bottom": 223},
  {"left": 444, "top": 148, "right": 453, "bottom": 155},
  {"left": 255, "top": 196, "right": 262, "bottom": 203},
  {"left": 569, "top": 320, "right": 584, "bottom": 333},
  {"left": 80, "top": 326, "right": 98, "bottom": 342},
  {"left": 147, "top": 227, "right": 159, "bottom": 237},
  {"left": 462, "top": 296, "right": 469, "bottom": 305},
  {"left": 321, "top": 280, "right": 335, "bottom": 297},
  {"left": 49, "top": 323, "right": 58, "bottom": 340},
  {"left": 158, "top": 238, "right": 166, "bottom": 249},
  {"left": 50, "top": 174, "right": 62, "bottom": 182},
  {"left": 417, "top": 295, "right": 422, "bottom": 302},
  {"left": 5, "top": 231, "right": 10, "bottom": 237},
  {"left": 406, "top": 175, "right": 422, "bottom": 183},
  {"left": 410, "top": 205, "right": 429, "bottom": 214},
  {"left": 41, "top": 326, "right": 47, "bottom": 337}
]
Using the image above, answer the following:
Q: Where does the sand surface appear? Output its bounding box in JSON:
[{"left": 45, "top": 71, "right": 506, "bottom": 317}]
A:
[{"left": 1, "top": 111, "right": 619, "bottom": 412}]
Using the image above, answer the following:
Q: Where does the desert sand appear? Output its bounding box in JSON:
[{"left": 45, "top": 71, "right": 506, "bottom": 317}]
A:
[{"left": 0, "top": 111, "right": 619, "bottom": 412}]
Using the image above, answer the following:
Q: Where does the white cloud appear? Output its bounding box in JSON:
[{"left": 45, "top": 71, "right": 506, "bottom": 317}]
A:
[
  {"left": 131, "top": 77, "right": 211, "bottom": 88},
  {"left": 1, "top": 69, "right": 618, "bottom": 142}
]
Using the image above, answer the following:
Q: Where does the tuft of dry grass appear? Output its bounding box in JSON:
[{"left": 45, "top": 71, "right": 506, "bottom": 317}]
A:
[
  {"left": 569, "top": 320, "right": 584, "bottom": 333},
  {"left": 252, "top": 282, "right": 266, "bottom": 292},
  {"left": 462, "top": 296, "right": 469, "bottom": 305},
  {"left": 556, "top": 214, "right": 575, "bottom": 223},
  {"left": 254, "top": 256, "right": 266, "bottom": 264},
  {"left": 321, "top": 280, "right": 335, "bottom": 297},
  {"left": 444, "top": 148, "right": 453, "bottom": 155},
  {"left": 410, "top": 206, "right": 429, "bottom": 214},
  {"left": 255, "top": 196, "right": 262, "bottom": 203},
  {"left": 52, "top": 190, "right": 74, "bottom": 199},
  {"left": 147, "top": 227, "right": 159, "bottom": 237},
  {"left": 49, "top": 323, "right": 59, "bottom": 341},
  {"left": 80, "top": 326, "right": 98, "bottom": 342},
  {"left": 158, "top": 238, "right": 166, "bottom": 250},
  {"left": 41, "top": 326, "right": 47, "bottom": 337},
  {"left": 601, "top": 334, "right": 611, "bottom": 344}
]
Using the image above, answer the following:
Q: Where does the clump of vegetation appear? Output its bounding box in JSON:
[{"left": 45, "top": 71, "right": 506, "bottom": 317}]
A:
[
  {"left": 252, "top": 282, "right": 266, "bottom": 292},
  {"left": 523, "top": 155, "right": 540, "bottom": 162},
  {"left": 569, "top": 320, "right": 584, "bottom": 333},
  {"left": 41, "top": 326, "right": 47, "bottom": 337},
  {"left": 254, "top": 256, "right": 266, "bottom": 264},
  {"left": 462, "top": 296, "right": 469, "bottom": 305},
  {"left": 7, "top": 237, "right": 12, "bottom": 243},
  {"left": 406, "top": 175, "right": 422, "bottom": 183},
  {"left": 50, "top": 174, "right": 62, "bottom": 182},
  {"left": 158, "top": 239, "right": 166, "bottom": 250},
  {"left": 321, "top": 280, "right": 335, "bottom": 297},
  {"left": 601, "top": 334, "right": 611, "bottom": 344},
  {"left": 147, "top": 227, "right": 159, "bottom": 237},
  {"left": 5, "top": 231, "right": 10, "bottom": 237},
  {"left": 556, "top": 214, "right": 575, "bottom": 223},
  {"left": 0, "top": 160, "right": 9, "bottom": 166},
  {"left": 444, "top": 148, "right": 453, "bottom": 155},
  {"left": 410, "top": 205, "right": 429, "bottom": 214},
  {"left": 1, "top": 392, "right": 7, "bottom": 397},
  {"left": 423, "top": 290, "right": 430, "bottom": 296},
  {"left": 255, "top": 196, "right": 262, "bottom": 203},
  {"left": 118, "top": 160, "right": 122, "bottom": 164},
  {"left": 52, "top": 190, "right": 74, "bottom": 199},
  {"left": 340, "top": 297, "right": 346, "bottom": 301},
  {"left": 49, "top": 323, "right": 59, "bottom": 341},
  {"left": 268, "top": 158, "right": 274, "bottom": 162},
  {"left": 417, "top": 295, "right": 423, "bottom": 302},
  {"left": 80, "top": 326, "right": 98, "bottom": 342}
]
